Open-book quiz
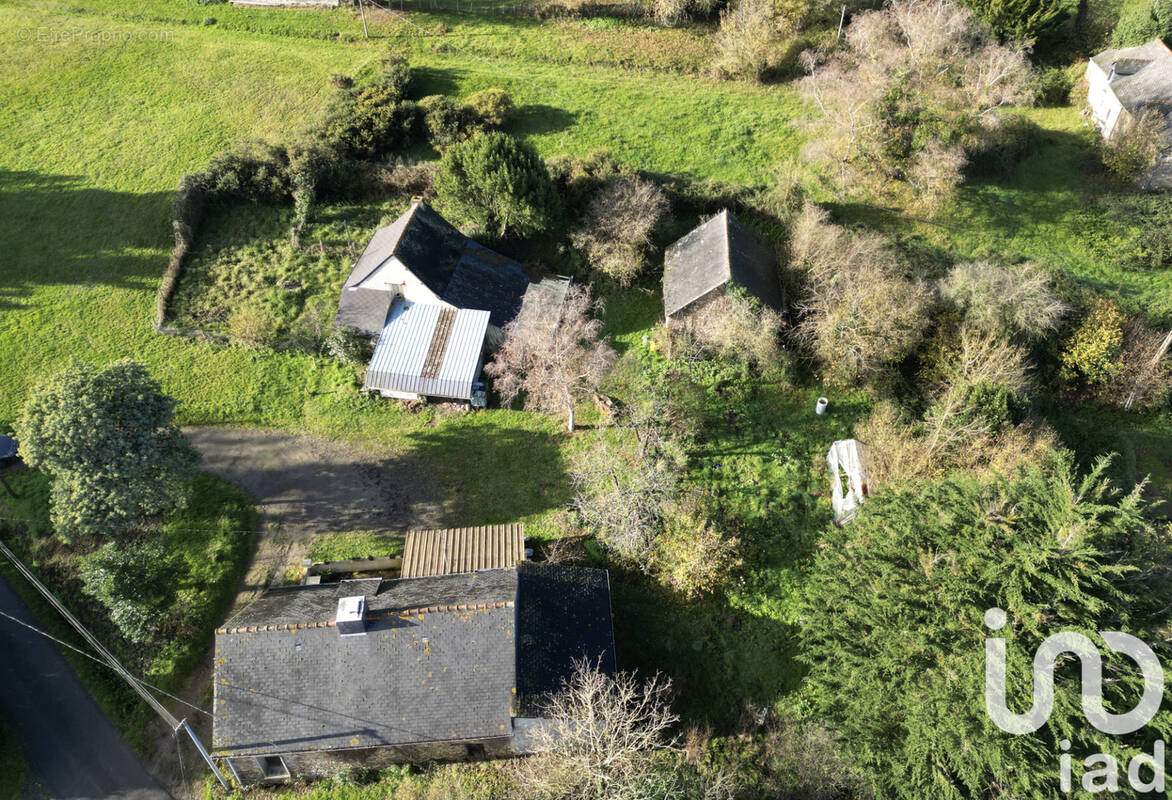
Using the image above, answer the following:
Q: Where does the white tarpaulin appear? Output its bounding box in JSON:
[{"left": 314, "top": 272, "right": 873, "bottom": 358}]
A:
[{"left": 827, "top": 439, "right": 871, "bottom": 525}]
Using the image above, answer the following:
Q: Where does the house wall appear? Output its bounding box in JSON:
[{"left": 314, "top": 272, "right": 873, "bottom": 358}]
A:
[
  {"left": 1087, "top": 59, "right": 1127, "bottom": 139},
  {"left": 224, "top": 737, "right": 515, "bottom": 785},
  {"left": 359, "top": 257, "right": 447, "bottom": 307}
]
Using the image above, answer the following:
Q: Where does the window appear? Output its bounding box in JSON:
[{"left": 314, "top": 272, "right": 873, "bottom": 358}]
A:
[{"left": 255, "top": 755, "right": 290, "bottom": 782}]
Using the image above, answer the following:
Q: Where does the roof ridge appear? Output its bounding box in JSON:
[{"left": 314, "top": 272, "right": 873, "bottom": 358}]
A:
[{"left": 214, "top": 599, "right": 515, "bottom": 635}]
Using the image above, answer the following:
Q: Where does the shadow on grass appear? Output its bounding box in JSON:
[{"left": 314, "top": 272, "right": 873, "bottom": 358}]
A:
[
  {"left": 0, "top": 171, "right": 173, "bottom": 311},
  {"left": 401, "top": 418, "right": 570, "bottom": 526},
  {"left": 507, "top": 103, "right": 578, "bottom": 137}
]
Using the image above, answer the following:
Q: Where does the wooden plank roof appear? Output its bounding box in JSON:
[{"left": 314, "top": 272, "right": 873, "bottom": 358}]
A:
[{"left": 401, "top": 524, "right": 526, "bottom": 578}]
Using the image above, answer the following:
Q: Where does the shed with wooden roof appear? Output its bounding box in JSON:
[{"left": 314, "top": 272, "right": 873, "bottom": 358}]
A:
[{"left": 401, "top": 524, "right": 526, "bottom": 578}]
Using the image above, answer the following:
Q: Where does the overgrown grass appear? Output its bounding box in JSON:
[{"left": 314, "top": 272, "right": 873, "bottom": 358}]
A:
[
  {"left": 307, "top": 531, "right": 405, "bottom": 562},
  {"left": 0, "top": 472, "right": 257, "bottom": 748}
]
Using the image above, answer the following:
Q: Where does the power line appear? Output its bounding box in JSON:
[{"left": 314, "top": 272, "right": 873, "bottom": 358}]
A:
[
  {"left": 0, "top": 606, "right": 211, "bottom": 718},
  {"left": 0, "top": 540, "right": 230, "bottom": 789}
]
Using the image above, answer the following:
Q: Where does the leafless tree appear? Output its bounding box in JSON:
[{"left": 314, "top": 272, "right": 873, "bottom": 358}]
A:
[
  {"left": 572, "top": 176, "right": 670, "bottom": 286},
  {"left": 940, "top": 260, "right": 1067, "bottom": 341},
  {"left": 516, "top": 661, "right": 732, "bottom": 800},
  {"left": 486, "top": 285, "right": 616, "bottom": 432},
  {"left": 677, "top": 291, "right": 787, "bottom": 369},
  {"left": 569, "top": 427, "right": 681, "bottom": 564},
  {"left": 800, "top": 0, "right": 1032, "bottom": 204},
  {"left": 790, "top": 203, "right": 931, "bottom": 383}
]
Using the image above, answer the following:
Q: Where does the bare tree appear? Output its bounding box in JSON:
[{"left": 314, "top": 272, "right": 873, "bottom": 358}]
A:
[
  {"left": 516, "top": 662, "right": 731, "bottom": 800},
  {"left": 790, "top": 203, "right": 931, "bottom": 383},
  {"left": 572, "top": 176, "right": 669, "bottom": 286},
  {"left": 940, "top": 260, "right": 1067, "bottom": 341},
  {"left": 677, "top": 291, "right": 787, "bottom": 369},
  {"left": 486, "top": 285, "right": 616, "bottom": 432},
  {"left": 800, "top": 0, "right": 1032, "bottom": 204},
  {"left": 569, "top": 427, "right": 681, "bottom": 563}
]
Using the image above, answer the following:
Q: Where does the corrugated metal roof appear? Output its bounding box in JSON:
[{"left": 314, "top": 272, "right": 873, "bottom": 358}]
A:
[
  {"left": 401, "top": 524, "right": 527, "bottom": 578},
  {"left": 364, "top": 302, "right": 489, "bottom": 400}
]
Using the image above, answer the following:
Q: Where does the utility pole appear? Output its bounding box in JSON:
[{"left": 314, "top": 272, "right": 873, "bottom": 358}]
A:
[
  {"left": 0, "top": 540, "right": 229, "bottom": 790},
  {"left": 358, "top": 0, "right": 370, "bottom": 38},
  {"left": 836, "top": 4, "right": 846, "bottom": 42}
]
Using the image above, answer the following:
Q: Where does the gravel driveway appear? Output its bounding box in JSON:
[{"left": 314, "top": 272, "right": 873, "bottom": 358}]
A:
[{"left": 184, "top": 426, "right": 443, "bottom": 593}]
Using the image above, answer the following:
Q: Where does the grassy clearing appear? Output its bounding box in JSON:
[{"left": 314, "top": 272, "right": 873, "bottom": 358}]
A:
[
  {"left": 829, "top": 107, "right": 1172, "bottom": 324},
  {"left": 0, "top": 471, "right": 257, "bottom": 747},
  {"left": 307, "top": 531, "right": 405, "bottom": 562}
]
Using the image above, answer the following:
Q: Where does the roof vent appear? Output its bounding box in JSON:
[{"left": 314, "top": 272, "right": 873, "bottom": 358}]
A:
[{"left": 336, "top": 596, "right": 367, "bottom": 637}]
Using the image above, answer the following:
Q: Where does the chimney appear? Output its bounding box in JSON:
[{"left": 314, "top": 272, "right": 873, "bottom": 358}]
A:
[{"left": 336, "top": 595, "right": 366, "bottom": 637}]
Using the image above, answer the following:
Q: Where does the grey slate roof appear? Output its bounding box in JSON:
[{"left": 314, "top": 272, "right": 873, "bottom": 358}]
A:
[
  {"left": 338, "top": 202, "right": 532, "bottom": 334},
  {"left": 212, "top": 564, "right": 615, "bottom": 757},
  {"left": 336, "top": 288, "right": 393, "bottom": 337},
  {"left": 662, "top": 210, "right": 781, "bottom": 319},
  {"left": 515, "top": 563, "right": 615, "bottom": 716},
  {"left": 1091, "top": 40, "right": 1172, "bottom": 113}
]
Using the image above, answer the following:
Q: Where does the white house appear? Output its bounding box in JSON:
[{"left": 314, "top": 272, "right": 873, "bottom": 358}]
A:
[
  {"left": 1087, "top": 39, "right": 1172, "bottom": 189},
  {"left": 336, "top": 200, "right": 570, "bottom": 404}
]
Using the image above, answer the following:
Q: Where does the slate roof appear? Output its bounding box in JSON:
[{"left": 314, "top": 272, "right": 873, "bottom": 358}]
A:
[
  {"left": 336, "top": 288, "right": 393, "bottom": 337},
  {"left": 212, "top": 564, "right": 614, "bottom": 757},
  {"left": 338, "top": 202, "right": 532, "bottom": 334},
  {"left": 662, "top": 210, "right": 781, "bottom": 319},
  {"left": 1091, "top": 40, "right": 1172, "bottom": 113}
]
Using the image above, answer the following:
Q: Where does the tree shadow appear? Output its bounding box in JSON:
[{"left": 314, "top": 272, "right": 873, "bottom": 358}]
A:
[
  {"left": 0, "top": 170, "right": 173, "bottom": 311},
  {"left": 409, "top": 65, "right": 468, "bottom": 99},
  {"left": 400, "top": 418, "right": 570, "bottom": 526},
  {"left": 506, "top": 104, "right": 578, "bottom": 137}
]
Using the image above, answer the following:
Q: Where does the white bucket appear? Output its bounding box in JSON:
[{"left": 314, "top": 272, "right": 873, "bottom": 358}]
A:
[{"left": 815, "top": 397, "right": 829, "bottom": 415}]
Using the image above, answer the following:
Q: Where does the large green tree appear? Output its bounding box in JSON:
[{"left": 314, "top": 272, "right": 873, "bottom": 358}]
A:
[
  {"left": 961, "top": 0, "right": 1067, "bottom": 41},
  {"left": 436, "top": 131, "right": 560, "bottom": 239},
  {"left": 15, "top": 360, "right": 198, "bottom": 539},
  {"left": 799, "top": 456, "right": 1172, "bottom": 799}
]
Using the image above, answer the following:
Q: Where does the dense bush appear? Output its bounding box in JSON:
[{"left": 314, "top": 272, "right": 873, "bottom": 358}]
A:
[
  {"left": 14, "top": 361, "right": 198, "bottom": 539},
  {"left": 193, "top": 141, "right": 292, "bottom": 203},
  {"left": 712, "top": 0, "right": 784, "bottom": 80},
  {"left": 959, "top": 0, "right": 1067, "bottom": 40},
  {"left": 325, "top": 86, "right": 420, "bottom": 160},
  {"left": 652, "top": 493, "right": 742, "bottom": 600},
  {"left": 419, "top": 95, "right": 483, "bottom": 149},
  {"left": 1059, "top": 297, "right": 1126, "bottom": 387},
  {"left": 800, "top": 455, "right": 1172, "bottom": 800},
  {"left": 1032, "top": 65, "right": 1074, "bottom": 106},
  {"left": 673, "top": 290, "right": 787, "bottom": 370},
  {"left": 547, "top": 149, "right": 624, "bottom": 217},
  {"left": 464, "top": 88, "right": 514, "bottom": 127},
  {"left": 80, "top": 539, "right": 178, "bottom": 644},
  {"left": 790, "top": 203, "right": 931, "bottom": 384},
  {"left": 570, "top": 175, "right": 669, "bottom": 285},
  {"left": 1116, "top": 195, "right": 1172, "bottom": 271},
  {"left": 326, "top": 325, "right": 376, "bottom": 365},
  {"left": 1101, "top": 108, "right": 1164, "bottom": 187},
  {"left": 964, "top": 111, "right": 1044, "bottom": 179},
  {"left": 939, "top": 260, "right": 1066, "bottom": 340},
  {"left": 378, "top": 53, "right": 413, "bottom": 98},
  {"left": 436, "top": 132, "right": 561, "bottom": 238},
  {"left": 1112, "top": 0, "right": 1172, "bottom": 45}
]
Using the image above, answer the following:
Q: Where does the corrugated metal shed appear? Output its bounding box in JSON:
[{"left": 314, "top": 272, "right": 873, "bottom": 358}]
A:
[
  {"left": 401, "top": 524, "right": 527, "bottom": 578},
  {"left": 364, "top": 302, "right": 489, "bottom": 401}
]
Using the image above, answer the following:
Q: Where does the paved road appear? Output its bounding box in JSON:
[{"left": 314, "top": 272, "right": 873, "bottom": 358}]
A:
[{"left": 0, "top": 574, "right": 170, "bottom": 800}]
